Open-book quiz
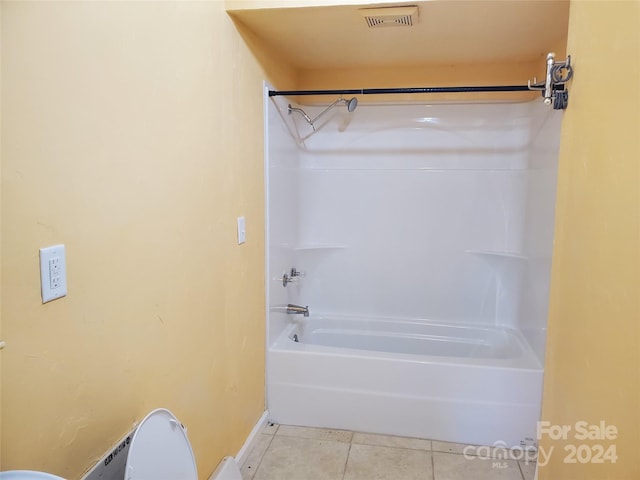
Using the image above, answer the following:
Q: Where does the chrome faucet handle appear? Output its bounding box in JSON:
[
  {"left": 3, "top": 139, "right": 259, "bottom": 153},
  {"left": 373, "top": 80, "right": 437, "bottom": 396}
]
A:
[
  {"left": 283, "top": 267, "right": 305, "bottom": 286},
  {"left": 282, "top": 273, "right": 295, "bottom": 287},
  {"left": 290, "top": 267, "right": 305, "bottom": 278}
]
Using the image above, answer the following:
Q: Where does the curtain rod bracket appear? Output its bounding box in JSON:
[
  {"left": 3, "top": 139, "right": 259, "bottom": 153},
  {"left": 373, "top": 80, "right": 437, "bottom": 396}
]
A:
[{"left": 527, "top": 52, "right": 573, "bottom": 109}]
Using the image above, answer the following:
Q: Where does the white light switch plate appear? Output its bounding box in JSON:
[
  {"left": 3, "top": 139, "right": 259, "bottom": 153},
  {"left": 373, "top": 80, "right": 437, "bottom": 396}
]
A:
[
  {"left": 40, "top": 244, "right": 67, "bottom": 303},
  {"left": 237, "top": 216, "right": 246, "bottom": 244}
]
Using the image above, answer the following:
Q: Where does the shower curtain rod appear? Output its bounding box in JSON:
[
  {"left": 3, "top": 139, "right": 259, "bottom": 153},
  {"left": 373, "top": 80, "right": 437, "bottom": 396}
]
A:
[
  {"left": 268, "top": 85, "right": 557, "bottom": 96},
  {"left": 268, "top": 84, "right": 566, "bottom": 108},
  {"left": 268, "top": 53, "right": 573, "bottom": 110}
]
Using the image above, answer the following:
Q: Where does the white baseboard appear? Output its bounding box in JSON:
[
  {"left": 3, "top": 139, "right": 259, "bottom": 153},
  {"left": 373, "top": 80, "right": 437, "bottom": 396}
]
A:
[{"left": 235, "top": 409, "right": 269, "bottom": 466}]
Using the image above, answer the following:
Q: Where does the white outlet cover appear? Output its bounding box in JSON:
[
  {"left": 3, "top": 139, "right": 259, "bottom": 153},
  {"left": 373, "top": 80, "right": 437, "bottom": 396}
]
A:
[{"left": 39, "top": 244, "right": 67, "bottom": 303}]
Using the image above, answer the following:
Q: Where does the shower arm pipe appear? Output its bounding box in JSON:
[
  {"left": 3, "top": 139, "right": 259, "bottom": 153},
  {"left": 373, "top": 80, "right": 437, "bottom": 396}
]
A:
[
  {"left": 308, "top": 97, "right": 344, "bottom": 124},
  {"left": 287, "top": 105, "right": 312, "bottom": 124},
  {"left": 289, "top": 97, "right": 344, "bottom": 131}
]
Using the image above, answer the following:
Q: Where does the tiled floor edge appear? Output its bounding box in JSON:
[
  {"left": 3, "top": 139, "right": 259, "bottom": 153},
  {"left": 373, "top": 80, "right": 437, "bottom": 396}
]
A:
[{"left": 351, "top": 432, "right": 432, "bottom": 451}]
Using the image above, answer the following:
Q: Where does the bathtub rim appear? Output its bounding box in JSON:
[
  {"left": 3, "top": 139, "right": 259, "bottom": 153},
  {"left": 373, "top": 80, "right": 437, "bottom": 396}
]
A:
[{"left": 272, "top": 313, "right": 544, "bottom": 371}]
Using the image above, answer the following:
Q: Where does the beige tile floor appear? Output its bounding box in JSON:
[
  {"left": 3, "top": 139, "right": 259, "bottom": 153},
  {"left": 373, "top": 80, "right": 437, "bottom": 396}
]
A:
[{"left": 241, "top": 424, "right": 537, "bottom": 480}]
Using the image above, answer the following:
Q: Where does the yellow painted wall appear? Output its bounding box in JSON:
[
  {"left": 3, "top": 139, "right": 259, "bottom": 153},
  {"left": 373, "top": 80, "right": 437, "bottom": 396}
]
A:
[
  {"left": 228, "top": 14, "right": 299, "bottom": 90},
  {"left": 538, "top": 1, "right": 640, "bottom": 479},
  {"left": 1, "top": 1, "right": 293, "bottom": 477}
]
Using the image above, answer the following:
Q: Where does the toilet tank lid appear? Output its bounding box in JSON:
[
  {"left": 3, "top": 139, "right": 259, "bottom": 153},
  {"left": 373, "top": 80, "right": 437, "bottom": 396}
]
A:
[{"left": 125, "top": 408, "right": 197, "bottom": 480}]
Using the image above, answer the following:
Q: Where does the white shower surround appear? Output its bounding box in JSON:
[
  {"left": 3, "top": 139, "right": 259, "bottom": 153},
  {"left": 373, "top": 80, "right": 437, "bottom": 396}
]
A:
[{"left": 265, "top": 90, "right": 561, "bottom": 447}]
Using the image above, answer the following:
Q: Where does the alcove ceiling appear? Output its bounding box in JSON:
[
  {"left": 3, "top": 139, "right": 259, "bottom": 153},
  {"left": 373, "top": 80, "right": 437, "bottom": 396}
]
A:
[{"left": 228, "top": 0, "right": 570, "bottom": 70}]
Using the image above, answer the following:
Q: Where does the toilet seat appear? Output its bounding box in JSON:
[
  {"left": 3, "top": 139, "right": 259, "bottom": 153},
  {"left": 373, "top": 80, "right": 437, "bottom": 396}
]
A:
[{"left": 125, "top": 408, "right": 197, "bottom": 480}]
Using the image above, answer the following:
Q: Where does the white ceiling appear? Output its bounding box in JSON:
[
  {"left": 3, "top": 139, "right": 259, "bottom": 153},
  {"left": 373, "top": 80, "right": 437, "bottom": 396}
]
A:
[{"left": 229, "top": 1, "right": 570, "bottom": 70}]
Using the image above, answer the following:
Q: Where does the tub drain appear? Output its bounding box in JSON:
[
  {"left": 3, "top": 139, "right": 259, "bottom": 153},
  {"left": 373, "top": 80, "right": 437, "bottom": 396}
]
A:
[{"left": 292, "top": 334, "right": 299, "bottom": 342}]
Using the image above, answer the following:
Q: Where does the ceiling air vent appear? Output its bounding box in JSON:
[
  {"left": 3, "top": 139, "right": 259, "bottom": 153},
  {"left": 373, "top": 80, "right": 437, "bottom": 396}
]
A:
[{"left": 359, "top": 5, "right": 418, "bottom": 28}]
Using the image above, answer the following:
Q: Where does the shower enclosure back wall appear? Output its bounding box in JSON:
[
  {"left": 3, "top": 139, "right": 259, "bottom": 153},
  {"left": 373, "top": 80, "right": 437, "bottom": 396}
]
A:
[
  {"left": 265, "top": 93, "right": 561, "bottom": 445},
  {"left": 269, "top": 99, "right": 559, "bottom": 353}
]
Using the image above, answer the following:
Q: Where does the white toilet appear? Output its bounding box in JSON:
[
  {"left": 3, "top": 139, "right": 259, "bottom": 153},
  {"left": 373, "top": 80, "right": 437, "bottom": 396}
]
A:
[
  {"left": 0, "top": 473, "right": 64, "bottom": 480},
  {"left": 125, "top": 408, "right": 243, "bottom": 480},
  {"left": 1, "top": 408, "right": 242, "bottom": 480},
  {"left": 125, "top": 408, "right": 198, "bottom": 479}
]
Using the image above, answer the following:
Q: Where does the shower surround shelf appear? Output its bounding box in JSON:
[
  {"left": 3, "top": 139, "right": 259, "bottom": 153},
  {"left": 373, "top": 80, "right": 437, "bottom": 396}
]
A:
[
  {"left": 270, "top": 244, "right": 346, "bottom": 252},
  {"left": 294, "top": 244, "right": 346, "bottom": 251},
  {"left": 465, "top": 250, "right": 528, "bottom": 261},
  {"left": 465, "top": 249, "right": 527, "bottom": 329}
]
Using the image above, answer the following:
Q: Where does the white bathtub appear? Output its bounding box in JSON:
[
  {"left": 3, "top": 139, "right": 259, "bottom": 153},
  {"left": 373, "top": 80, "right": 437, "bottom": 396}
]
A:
[{"left": 268, "top": 315, "right": 543, "bottom": 448}]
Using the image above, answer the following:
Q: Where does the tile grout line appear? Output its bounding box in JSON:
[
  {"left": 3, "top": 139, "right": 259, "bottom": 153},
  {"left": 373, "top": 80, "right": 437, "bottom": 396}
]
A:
[
  {"left": 276, "top": 434, "right": 350, "bottom": 441},
  {"left": 245, "top": 431, "right": 276, "bottom": 480},
  {"left": 340, "top": 438, "right": 354, "bottom": 480},
  {"left": 517, "top": 459, "right": 526, "bottom": 480},
  {"left": 431, "top": 445, "right": 436, "bottom": 480},
  {"left": 350, "top": 442, "right": 432, "bottom": 452}
]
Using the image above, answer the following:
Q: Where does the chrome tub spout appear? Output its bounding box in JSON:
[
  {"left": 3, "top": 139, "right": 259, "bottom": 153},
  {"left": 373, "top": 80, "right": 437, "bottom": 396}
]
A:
[{"left": 287, "top": 304, "right": 309, "bottom": 317}]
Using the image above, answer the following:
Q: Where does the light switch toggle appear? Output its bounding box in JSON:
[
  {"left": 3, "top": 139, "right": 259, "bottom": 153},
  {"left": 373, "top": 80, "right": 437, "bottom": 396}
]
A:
[{"left": 237, "top": 216, "right": 246, "bottom": 244}]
